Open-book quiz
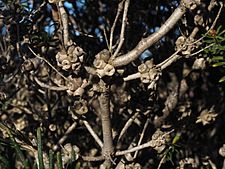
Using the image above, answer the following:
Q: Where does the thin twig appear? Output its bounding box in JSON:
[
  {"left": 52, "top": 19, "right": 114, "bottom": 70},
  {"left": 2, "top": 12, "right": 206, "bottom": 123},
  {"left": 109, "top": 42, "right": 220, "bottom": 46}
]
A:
[
  {"left": 116, "top": 130, "right": 173, "bottom": 156},
  {"left": 187, "top": 2, "right": 223, "bottom": 46},
  {"left": 83, "top": 120, "right": 103, "bottom": 148},
  {"left": 28, "top": 46, "right": 69, "bottom": 81},
  {"left": 112, "top": 0, "right": 130, "bottom": 59},
  {"left": 109, "top": 1, "right": 124, "bottom": 53},
  {"left": 58, "top": 1, "right": 70, "bottom": 47},
  {"left": 34, "top": 77, "right": 68, "bottom": 91},
  {"left": 118, "top": 112, "right": 139, "bottom": 141},
  {"left": 112, "top": 3, "right": 186, "bottom": 67},
  {"left": 123, "top": 72, "right": 141, "bottom": 81},
  {"left": 81, "top": 155, "right": 105, "bottom": 162},
  {"left": 103, "top": 28, "right": 110, "bottom": 50},
  {"left": 188, "top": 43, "right": 215, "bottom": 57},
  {"left": 115, "top": 140, "right": 152, "bottom": 156},
  {"left": 157, "top": 155, "right": 166, "bottom": 169},
  {"left": 133, "top": 119, "right": 150, "bottom": 159},
  {"left": 53, "top": 122, "right": 78, "bottom": 151}
]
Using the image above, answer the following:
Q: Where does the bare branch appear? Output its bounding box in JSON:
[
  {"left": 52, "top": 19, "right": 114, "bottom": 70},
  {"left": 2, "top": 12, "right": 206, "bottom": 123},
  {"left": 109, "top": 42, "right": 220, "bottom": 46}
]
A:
[
  {"left": 28, "top": 46, "right": 69, "bottom": 81},
  {"left": 133, "top": 119, "right": 150, "bottom": 159},
  {"left": 34, "top": 77, "right": 68, "bottom": 91},
  {"left": 123, "top": 72, "right": 141, "bottom": 81},
  {"left": 118, "top": 112, "right": 139, "bottom": 141},
  {"left": 81, "top": 155, "right": 105, "bottom": 162},
  {"left": 58, "top": 1, "right": 70, "bottom": 47},
  {"left": 98, "top": 86, "right": 114, "bottom": 167},
  {"left": 112, "top": 0, "right": 130, "bottom": 59},
  {"left": 83, "top": 120, "right": 103, "bottom": 148},
  {"left": 115, "top": 140, "right": 152, "bottom": 156},
  {"left": 111, "top": 3, "right": 186, "bottom": 67},
  {"left": 53, "top": 122, "right": 77, "bottom": 151},
  {"left": 109, "top": 1, "right": 124, "bottom": 53}
]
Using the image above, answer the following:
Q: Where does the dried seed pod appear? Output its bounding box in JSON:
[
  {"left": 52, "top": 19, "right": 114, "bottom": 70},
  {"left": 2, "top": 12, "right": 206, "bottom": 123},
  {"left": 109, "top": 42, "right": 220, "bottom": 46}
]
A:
[
  {"left": 56, "top": 51, "right": 68, "bottom": 63},
  {"left": 67, "top": 45, "right": 75, "bottom": 55},
  {"left": 0, "top": 92, "right": 6, "bottom": 101},
  {"left": 138, "top": 63, "right": 148, "bottom": 73},
  {"left": 196, "top": 108, "right": 218, "bottom": 125},
  {"left": 93, "top": 59, "right": 106, "bottom": 69},
  {"left": 71, "top": 62, "right": 81, "bottom": 71},
  {"left": 70, "top": 54, "right": 78, "bottom": 63},
  {"left": 22, "top": 59, "right": 34, "bottom": 72},
  {"left": 182, "top": 0, "right": 198, "bottom": 10},
  {"left": 49, "top": 124, "right": 57, "bottom": 131},
  {"left": 140, "top": 73, "right": 150, "bottom": 83},
  {"left": 73, "top": 46, "right": 84, "bottom": 56},
  {"left": 104, "top": 64, "right": 115, "bottom": 76},
  {"left": 192, "top": 58, "right": 206, "bottom": 70},
  {"left": 67, "top": 76, "right": 82, "bottom": 91},
  {"left": 61, "top": 60, "right": 71, "bottom": 70},
  {"left": 148, "top": 69, "right": 158, "bottom": 81},
  {"left": 96, "top": 69, "right": 106, "bottom": 77},
  {"left": 74, "top": 99, "right": 88, "bottom": 115},
  {"left": 194, "top": 14, "right": 204, "bottom": 26},
  {"left": 145, "top": 60, "right": 154, "bottom": 68},
  {"left": 95, "top": 49, "right": 110, "bottom": 62},
  {"left": 219, "top": 144, "right": 225, "bottom": 157},
  {"left": 175, "top": 36, "right": 186, "bottom": 50}
]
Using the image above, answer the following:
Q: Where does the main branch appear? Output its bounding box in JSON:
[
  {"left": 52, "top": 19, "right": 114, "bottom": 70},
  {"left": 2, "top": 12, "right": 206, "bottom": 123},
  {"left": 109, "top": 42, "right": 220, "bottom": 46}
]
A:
[
  {"left": 111, "top": 3, "right": 186, "bottom": 67},
  {"left": 98, "top": 87, "right": 114, "bottom": 167}
]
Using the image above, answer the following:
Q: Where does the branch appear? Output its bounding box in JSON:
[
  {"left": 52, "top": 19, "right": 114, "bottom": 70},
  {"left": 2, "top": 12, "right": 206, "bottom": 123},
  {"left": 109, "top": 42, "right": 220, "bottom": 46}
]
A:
[
  {"left": 111, "top": 3, "right": 186, "bottom": 67},
  {"left": 28, "top": 46, "right": 69, "bottom": 81},
  {"left": 34, "top": 77, "right": 68, "bottom": 91},
  {"left": 112, "top": 0, "right": 130, "bottom": 59},
  {"left": 83, "top": 120, "right": 103, "bottom": 148},
  {"left": 58, "top": 1, "right": 70, "bottom": 47},
  {"left": 53, "top": 121, "right": 77, "bottom": 151},
  {"left": 98, "top": 86, "right": 114, "bottom": 167},
  {"left": 133, "top": 119, "right": 150, "bottom": 159},
  {"left": 109, "top": 1, "right": 124, "bottom": 53},
  {"left": 118, "top": 112, "right": 139, "bottom": 141}
]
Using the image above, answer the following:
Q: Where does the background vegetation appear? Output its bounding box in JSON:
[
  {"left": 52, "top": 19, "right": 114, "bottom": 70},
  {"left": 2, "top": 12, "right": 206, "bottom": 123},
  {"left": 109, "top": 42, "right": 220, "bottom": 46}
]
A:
[{"left": 0, "top": 0, "right": 225, "bottom": 168}]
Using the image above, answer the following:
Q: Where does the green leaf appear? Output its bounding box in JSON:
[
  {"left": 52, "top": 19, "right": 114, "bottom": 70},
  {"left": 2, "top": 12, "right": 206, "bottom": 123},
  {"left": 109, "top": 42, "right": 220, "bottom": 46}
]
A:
[
  {"left": 37, "top": 128, "right": 45, "bottom": 169},
  {"left": 49, "top": 149, "right": 54, "bottom": 169},
  {"left": 219, "top": 76, "right": 225, "bottom": 83},
  {"left": 218, "top": 29, "right": 225, "bottom": 36},
  {"left": 211, "top": 56, "right": 224, "bottom": 61},
  {"left": 212, "top": 62, "right": 225, "bottom": 67},
  {"left": 0, "top": 155, "right": 10, "bottom": 169},
  {"left": 57, "top": 152, "right": 63, "bottom": 169}
]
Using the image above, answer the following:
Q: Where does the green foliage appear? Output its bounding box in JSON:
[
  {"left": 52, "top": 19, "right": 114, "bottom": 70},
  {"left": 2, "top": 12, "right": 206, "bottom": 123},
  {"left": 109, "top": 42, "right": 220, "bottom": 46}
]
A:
[
  {"left": 0, "top": 124, "right": 79, "bottom": 169},
  {"left": 161, "top": 133, "right": 181, "bottom": 165},
  {"left": 204, "top": 26, "right": 225, "bottom": 82},
  {"left": 57, "top": 151, "right": 63, "bottom": 169},
  {"left": 37, "top": 128, "right": 45, "bottom": 169}
]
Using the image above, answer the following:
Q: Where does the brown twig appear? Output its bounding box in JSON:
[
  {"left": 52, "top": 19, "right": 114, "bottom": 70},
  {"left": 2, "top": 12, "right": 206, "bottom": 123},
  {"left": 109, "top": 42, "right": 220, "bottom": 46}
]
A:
[
  {"left": 118, "top": 112, "right": 139, "bottom": 141},
  {"left": 83, "top": 120, "right": 103, "bottom": 148},
  {"left": 34, "top": 77, "right": 68, "bottom": 91},
  {"left": 133, "top": 119, "right": 150, "bottom": 159},
  {"left": 109, "top": 1, "right": 124, "bottom": 53},
  {"left": 53, "top": 121, "right": 78, "bottom": 151},
  {"left": 28, "top": 46, "right": 69, "bottom": 81},
  {"left": 112, "top": 0, "right": 130, "bottom": 59},
  {"left": 98, "top": 86, "right": 114, "bottom": 167},
  {"left": 111, "top": 3, "right": 187, "bottom": 67},
  {"left": 81, "top": 155, "right": 105, "bottom": 162},
  {"left": 58, "top": 1, "right": 70, "bottom": 47}
]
